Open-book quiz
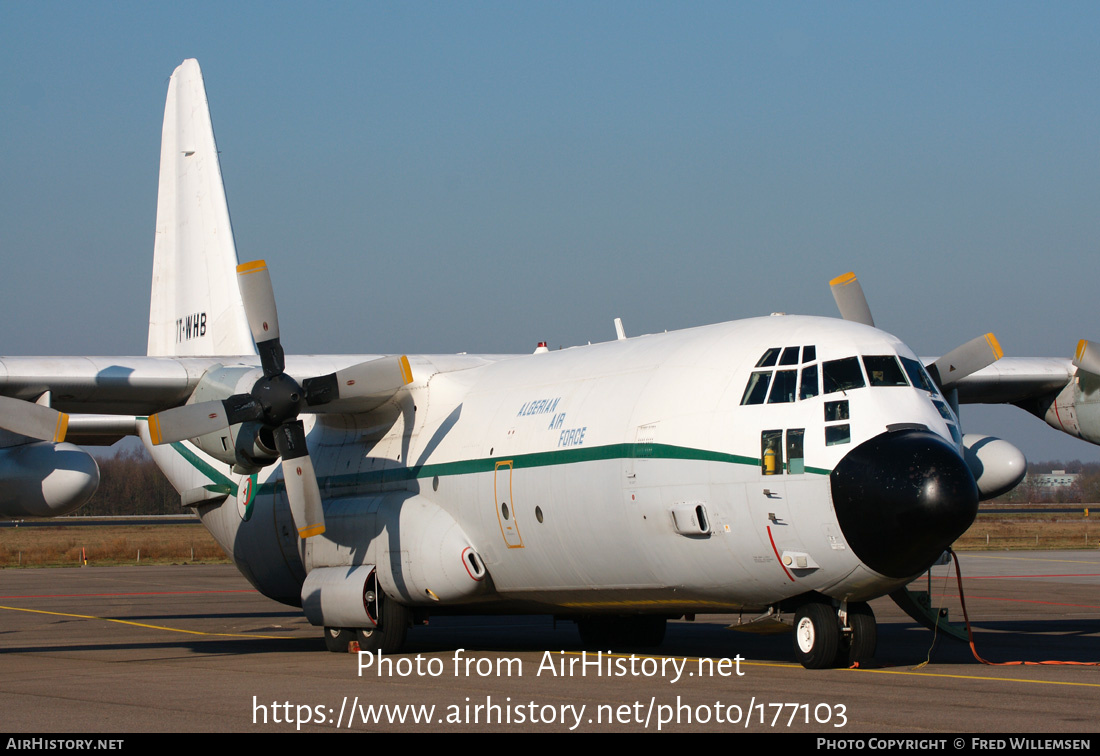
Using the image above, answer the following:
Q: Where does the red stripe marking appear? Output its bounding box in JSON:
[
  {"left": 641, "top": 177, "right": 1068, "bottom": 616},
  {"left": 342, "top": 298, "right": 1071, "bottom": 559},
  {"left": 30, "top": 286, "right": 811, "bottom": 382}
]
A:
[
  {"left": 0, "top": 590, "right": 255, "bottom": 599},
  {"left": 766, "top": 525, "right": 796, "bottom": 582},
  {"left": 936, "top": 594, "right": 1100, "bottom": 609},
  {"left": 1053, "top": 400, "right": 1066, "bottom": 431},
  {"left": 958, "top": 574, "right": 1100, "bottom": 580}
]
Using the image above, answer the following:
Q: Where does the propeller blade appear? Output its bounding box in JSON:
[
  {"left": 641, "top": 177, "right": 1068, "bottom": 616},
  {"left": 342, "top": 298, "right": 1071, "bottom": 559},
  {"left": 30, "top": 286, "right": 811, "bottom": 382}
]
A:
[
  {"left": 1073, "top": 339, "right": 1100, "bottom": 376},
  {"left": 0, "top": 396, "right": 68, "bottom": 442},
  {"left": 274, "top": 420, "right": 325, "bottom": 538},
  {"left": 302, "top": 355, "right": 414, "bottom": 410},
  {"left": 829, "top": 272, "right": 875, "bottom": 328},
  {"left": 148, "top": 394, "right": 261, "bottom": 445},
  {"left": 926, "top": 333, "right": 1003, "bottom": 390},
  {"left": 237, "top": 260, "right": 284, "bottom": 376}
]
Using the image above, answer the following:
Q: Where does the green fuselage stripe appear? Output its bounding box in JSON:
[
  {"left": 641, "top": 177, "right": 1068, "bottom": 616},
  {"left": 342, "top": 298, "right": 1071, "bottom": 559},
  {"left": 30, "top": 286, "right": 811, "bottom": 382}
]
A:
[
  {"left": 170, "top": 441, "right": 238, "bottom": 496},
  {"left": 171, "top": 440, "right": 830, "bottom": 496}
]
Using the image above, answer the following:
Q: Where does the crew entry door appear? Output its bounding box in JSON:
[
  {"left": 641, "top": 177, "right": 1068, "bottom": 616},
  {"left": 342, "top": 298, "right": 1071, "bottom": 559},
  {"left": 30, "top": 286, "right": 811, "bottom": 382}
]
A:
[{"left": 493, "top": 460, "right": 524, "bottom": 548}]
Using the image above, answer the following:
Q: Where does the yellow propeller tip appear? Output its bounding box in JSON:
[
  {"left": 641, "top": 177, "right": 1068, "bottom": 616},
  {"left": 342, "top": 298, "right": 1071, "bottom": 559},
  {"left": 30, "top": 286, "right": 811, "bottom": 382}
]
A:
[
  {"left": 148, "top": 414, "right": 162, "bottom": 446},
  {"left": 399, "top": 355, "right": 413, "bottom": 385},
  {"left": 53, "top": 413, "right": 69, "bottom": 443},
  {"left": 298, "top": 524, "right": 326, "bottom": 538},
  {"left": 236, "top": 260, "right": 268, "bottom": 275},
  {"left": 985, "top": 333, "right": 1004, "bottom": 361},
  {"left": 829, "top": 271, "right": 857, "bottom": 287}
]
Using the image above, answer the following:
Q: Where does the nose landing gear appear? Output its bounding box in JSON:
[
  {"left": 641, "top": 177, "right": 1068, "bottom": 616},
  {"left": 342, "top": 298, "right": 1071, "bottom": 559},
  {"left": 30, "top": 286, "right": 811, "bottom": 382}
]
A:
[{"left": 792, "top": 600, "right": 876, "bottom": 669}]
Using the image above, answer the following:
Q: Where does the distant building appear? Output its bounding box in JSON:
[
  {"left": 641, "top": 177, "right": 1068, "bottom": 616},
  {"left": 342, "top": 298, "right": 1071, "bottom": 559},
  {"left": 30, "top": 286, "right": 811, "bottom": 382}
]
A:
[{"left": 1029, "top": 470, "right": 1079, "bottom": 488}]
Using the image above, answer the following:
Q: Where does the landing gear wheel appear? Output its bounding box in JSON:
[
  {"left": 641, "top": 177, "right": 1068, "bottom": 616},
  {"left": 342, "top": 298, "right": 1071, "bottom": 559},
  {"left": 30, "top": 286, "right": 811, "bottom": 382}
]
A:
[
  {"left": 576, "top": 617, "right": 613, "bottom": 648},
  {"left": 793, "top": 603, "right": 840, "bottom": 669},
  {"left": 629, "top": 616, "right": 667, "bottom": 647},
  {"left": 323, "top": 627, "right": 355, "bottom": 653},
  {"left": 576, "top": 616, "right": 667, "bottom": 649},
  {"left": 838, "top": 602, "right": 877, "bottom": 667},
  {"left": 355, "top": 590, "right": 410, "bottom": 654}
]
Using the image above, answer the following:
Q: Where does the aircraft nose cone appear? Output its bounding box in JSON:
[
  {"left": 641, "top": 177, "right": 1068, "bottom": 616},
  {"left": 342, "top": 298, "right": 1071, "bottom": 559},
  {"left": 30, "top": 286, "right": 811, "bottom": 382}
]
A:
[{"left": 830, "top": 429, "right": 978, "bottom": 579}]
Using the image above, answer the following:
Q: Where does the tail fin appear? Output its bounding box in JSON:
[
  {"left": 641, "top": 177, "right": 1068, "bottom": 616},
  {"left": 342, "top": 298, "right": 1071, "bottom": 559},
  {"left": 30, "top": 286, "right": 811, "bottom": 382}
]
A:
[{"left": 147, "top": 59, "right": 255, "bottom": 358}]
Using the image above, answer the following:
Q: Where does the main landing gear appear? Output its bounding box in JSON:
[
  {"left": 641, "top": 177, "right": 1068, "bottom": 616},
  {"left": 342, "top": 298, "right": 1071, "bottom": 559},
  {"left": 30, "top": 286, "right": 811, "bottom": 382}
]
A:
[
  {"left": 575, "top": 615, "right": 668, "bottom": 649},
  {"left": 792, "top": 600, "right": 876, "bottom": 670},
  {"left": 323, "top": 587, "right": 411, "bottom": 654}
]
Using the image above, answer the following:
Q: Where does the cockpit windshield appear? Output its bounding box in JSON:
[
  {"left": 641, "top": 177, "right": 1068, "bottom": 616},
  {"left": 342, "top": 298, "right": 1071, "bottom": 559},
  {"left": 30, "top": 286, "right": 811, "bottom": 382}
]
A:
[
  {"left": 899, "top": 356, "right": 938, "bottom": 394},
  {"left": 862, "top": 355, "right": 908, "bottom": 387},
  {"left": 741, "top": 348, "right": 934, "bottom": 404},
  {"left": 822, "top": 357, "right": 865, "bottom": 394}
]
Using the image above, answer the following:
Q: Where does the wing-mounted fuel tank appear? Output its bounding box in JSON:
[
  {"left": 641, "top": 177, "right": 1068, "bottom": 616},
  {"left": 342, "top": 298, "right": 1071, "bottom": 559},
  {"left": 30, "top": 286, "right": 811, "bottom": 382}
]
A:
[
  {"left": 182, "top": 364, "right": 279, "bottom": 473},
  {"left": 0, "top": 441, "right": 100, "bottom": 517},
  {"left": 962, "top": 433, "right": 1027, "bottom": 501},
  {"left": 305, "top": 491, "right": 489, "bottom": 609}
]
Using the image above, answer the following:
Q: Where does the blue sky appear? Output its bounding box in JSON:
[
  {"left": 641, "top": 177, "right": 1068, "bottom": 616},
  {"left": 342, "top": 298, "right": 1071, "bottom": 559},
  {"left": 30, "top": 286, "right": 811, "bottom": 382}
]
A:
[{"left": 2, "top": 2, "right": 1098, "bottom": 461}]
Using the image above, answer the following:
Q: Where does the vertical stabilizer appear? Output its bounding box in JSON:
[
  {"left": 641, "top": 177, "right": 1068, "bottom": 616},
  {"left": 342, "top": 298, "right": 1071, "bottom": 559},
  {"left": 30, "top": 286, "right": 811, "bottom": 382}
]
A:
[{"left": 147, "top": 59, "right": 255, "bottom": 358}]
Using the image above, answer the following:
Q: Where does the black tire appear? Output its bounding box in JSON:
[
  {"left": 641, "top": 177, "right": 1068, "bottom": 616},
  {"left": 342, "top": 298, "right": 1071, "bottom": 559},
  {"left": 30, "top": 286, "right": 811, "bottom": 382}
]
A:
[
  {"left": 576, "top": 617, "right": 613, "bottom": 648},
  {"left": 577, "top": 616, "right": 667, "bottom": 649},
  {"left": 626, "top": 615, "right": 667, "bottom": 647},
  {"left": 839, "top": 602, "right": 877, "bottom": 667},
  {"left": 792, "top": 602, "right": 840, "bottom": 669},
  {"left": 323, "top": 626, "right": 355, "bottom": 653},
  {"left": 355, "top": 590, "right": 410, "bottom": 654}
]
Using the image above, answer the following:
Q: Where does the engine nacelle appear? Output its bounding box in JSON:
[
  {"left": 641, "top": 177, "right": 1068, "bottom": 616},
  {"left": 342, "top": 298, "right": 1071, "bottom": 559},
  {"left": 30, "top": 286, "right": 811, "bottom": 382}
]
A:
[
  {"left": 0, "top": 442, "right": 100, "bottom": 518},
  {"left": 1027, "top": 369, "right": 1100, "bottom": 446},
  {"left": 962, "top": 433, "right": 1027, "bottom": 501},
  {"left": 184, "top": 365, "right": 279, "bottom": 473}
]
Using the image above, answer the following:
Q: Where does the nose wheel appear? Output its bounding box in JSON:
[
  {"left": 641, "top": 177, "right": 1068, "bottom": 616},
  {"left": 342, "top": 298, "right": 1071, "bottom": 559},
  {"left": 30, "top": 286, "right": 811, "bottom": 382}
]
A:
[
  {"left": 839, "top": 601, "right": 877, "bottom": 667},
  {"left": 792, "top": 601, "right": 876, "bottom": 669},
  {"left": 793, "top": 603, "right": 839, "bottom": 669}
]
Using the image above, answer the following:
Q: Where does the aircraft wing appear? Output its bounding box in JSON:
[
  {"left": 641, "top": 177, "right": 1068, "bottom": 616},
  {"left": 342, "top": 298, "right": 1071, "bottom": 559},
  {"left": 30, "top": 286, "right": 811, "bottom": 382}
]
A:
[
  {"left": 953, "top": 357, "right": 1074, "bottom": 405},
  {"left": 0, "top": 354, "right": 443, "bottom": 416},
  {"left": 0, "top": 356, "right": 218, "bottom": 415},
  {"left": 950, "top": 356, "right": 1100, "bottom": 447}
]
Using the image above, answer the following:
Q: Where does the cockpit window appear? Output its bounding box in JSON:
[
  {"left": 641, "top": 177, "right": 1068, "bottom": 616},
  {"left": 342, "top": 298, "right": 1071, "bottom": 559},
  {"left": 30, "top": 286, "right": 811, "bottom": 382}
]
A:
[
  {"left": 900, "top": 356, "right": 938, "bottom": 394},
  {"left": 822, "top": 357, "right": 865, "bottom": 394},
  {"left": 779, "top": 347, "right": 800, "bottom": 366},
  {"left": 743, "top": 345, "right": 822, "bottom": 404},
  {"left": 862, "top": 356, "right": 908, "bottom": 387},
  {"left": 767, "top": 370, "right": 797, "bottom": 403},
  {"left": 741, "top": 371, "right": 772, "bottom": 405},
  {"left": 932, "top": 399, "right": 957, "bottom": 422},
  {"left": 756, "top": 348, "right": 781, "bottom": 368},
  {"left": 799, "top": 364, "right": 819, "bottom": 400}
]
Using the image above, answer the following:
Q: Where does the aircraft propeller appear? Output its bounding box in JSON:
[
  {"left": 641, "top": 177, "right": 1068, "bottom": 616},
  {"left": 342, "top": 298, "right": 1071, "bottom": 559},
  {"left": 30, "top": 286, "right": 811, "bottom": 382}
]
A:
[
  {"left": 829, "top": 271, "right": 1002, "bottom": 390},
  {"left": 1073, "top": 339, "right": 1100, "bottom": 375},
  {"left": 828, "top": 272, "right": 874, "bottom": 328},
  {"left": 0, "top": 395, "right": 69, "bottom": 443},
  {"left": 148, "top": 260, "right": 413, "bottom": 538}
]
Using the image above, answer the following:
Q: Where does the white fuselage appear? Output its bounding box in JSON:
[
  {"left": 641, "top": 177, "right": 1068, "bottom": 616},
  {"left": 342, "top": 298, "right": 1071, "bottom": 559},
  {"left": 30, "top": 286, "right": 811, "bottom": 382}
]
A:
[{"left": 162, "top": 314, "right": 965, "bottom": 615}]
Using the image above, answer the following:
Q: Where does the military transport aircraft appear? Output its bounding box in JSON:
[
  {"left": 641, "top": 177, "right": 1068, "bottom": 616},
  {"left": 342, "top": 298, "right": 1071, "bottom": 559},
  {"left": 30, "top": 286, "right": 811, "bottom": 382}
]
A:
[{"left": 1, "top": 59, "right": 1095, "bottom": 669}]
